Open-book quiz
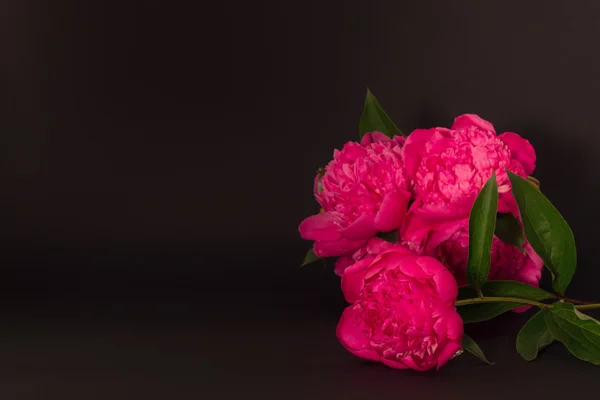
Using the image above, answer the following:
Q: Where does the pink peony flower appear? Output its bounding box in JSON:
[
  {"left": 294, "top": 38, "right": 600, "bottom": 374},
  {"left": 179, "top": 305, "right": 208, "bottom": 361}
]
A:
[
  {"left": 299, "top": 132, "right": 412, "bottom": 257},
  {"left": 402, "top": 114, "right": 536, "bottom": 220},
  {"left": 337, "top": 247, "right": 464, "bottom": 371}
]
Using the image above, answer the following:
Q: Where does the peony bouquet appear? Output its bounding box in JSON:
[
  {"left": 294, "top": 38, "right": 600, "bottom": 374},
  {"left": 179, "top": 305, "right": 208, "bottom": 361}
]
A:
[{"left": 299, "top": 89, "right": 600, "bottom": 370}]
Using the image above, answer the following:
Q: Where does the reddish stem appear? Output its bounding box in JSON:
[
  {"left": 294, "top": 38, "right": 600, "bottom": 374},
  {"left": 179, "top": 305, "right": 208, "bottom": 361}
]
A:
[{"left": 560, "top": 296, "right": 597, "bottom": 305}]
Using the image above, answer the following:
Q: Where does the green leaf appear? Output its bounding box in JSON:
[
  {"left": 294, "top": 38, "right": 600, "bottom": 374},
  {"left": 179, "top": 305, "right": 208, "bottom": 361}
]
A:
[
  {"left": 475, "top": 280, "right": 555, "bottom": 302},
  {"left": 516, "top": 309, "right": 554, "bottom": 361},
  {"left": 544, "top": 302, "right": 600, "bottom": 365},
  {"left": 316, "top": 168, "right": 325, "bottom": 193},
  {"left": 494, "top": 213, "right": 525, "bottom": 253},
  {"left": 466, "top": 172, "right": 498, "bottom": 294},
  {"left": 301, "top": 248, "right": 320, "bottom": 267},
  {"left": 359, "top": 89, "right": 403, "bottom": 138},
  {"left": 462, "top": 333, "right": 494, "bottom": 365},
  {"left": 458, "top": 302, "right": 522, "bottom": 324},
  {"left": 376, "top": 230, "right": 399, "bottom": 244},
  {"left": 507, "top": 171, "right": 576, "bottom": 295}
]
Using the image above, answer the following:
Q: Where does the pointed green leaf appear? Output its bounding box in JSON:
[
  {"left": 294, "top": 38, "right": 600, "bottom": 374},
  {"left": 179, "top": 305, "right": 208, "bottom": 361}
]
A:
[
  {"left": 376, "top": 230, "right": 399, "bottom": 244},
  {"left": 517, "top": 309, "right": 554, "bottom": 361},
  {"left": 458, "top": 302, "right": 522, "bottom": 324},
  {"left": 507, "top": 171, "right": 576, "bottom": 295},
  {"left": 462, "top": 333, "right": 494, "bottom": 365},
  {"left": 301, "top": 248, "right": 320, "bottom": 267},
  {"left": 544, "top": 302, "right": 600, "bottom": 365},
  {"left": 494, "top": 213, "right": 525, "bottom": 253},
  {"left": 464, "top": 280, "right": 555, "bottom": 302},
  {"left": 359, "top": 89, "right": 403, "bottom": 138},
  {"left": 466, "top": 173, "right": 498, "bottom": 294}
]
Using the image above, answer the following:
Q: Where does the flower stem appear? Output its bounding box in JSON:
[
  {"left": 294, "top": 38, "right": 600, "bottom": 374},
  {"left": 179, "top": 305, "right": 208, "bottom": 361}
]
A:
[
  {"left": 455, "top": 297, "right": 548, "bottom": 308},
  {"left": 560, "top": 296, "right": 597, "bottom": 305},
  {"left": 455, "top": 297, "right": 600, "bottom": 311},
  {"left": 573, "top": 304, "right": 600, "bottom": 311}
]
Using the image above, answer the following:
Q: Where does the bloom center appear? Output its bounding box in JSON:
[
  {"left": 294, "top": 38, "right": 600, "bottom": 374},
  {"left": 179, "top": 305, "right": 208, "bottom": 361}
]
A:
[
  {"left": 414, "top": 128, "right": 511, "bottom": 204},
  {"left": 317, "top": 141, "right": 407, "bottom": 220},
  {"left": 357, "top": 268, "right": 442, "bottom": 363}
]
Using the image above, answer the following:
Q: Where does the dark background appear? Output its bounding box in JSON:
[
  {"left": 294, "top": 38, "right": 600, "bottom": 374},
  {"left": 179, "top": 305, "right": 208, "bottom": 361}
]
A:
[{"left": 1, "top": 0, "right": 600, "bottom": 398}]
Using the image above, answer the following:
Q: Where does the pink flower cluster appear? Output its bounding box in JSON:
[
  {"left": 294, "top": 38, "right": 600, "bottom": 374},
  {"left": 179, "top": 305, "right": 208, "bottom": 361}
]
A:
[{"left": 299, "top": 114, "right": 543, "bottom": 371}]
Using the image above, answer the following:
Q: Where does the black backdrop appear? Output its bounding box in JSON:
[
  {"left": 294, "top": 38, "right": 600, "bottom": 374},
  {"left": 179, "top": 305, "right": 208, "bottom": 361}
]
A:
[{"left": 1, "top": 0, "right": 600, "bottom": 398}]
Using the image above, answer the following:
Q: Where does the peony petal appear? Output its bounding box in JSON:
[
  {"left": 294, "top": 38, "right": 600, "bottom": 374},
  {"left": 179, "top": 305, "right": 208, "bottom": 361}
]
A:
[
  {"left": 432, "top": 273, "right": 459, "bottom": 303},
  {"left": 392, "top": 135, "right": 406, "bottom": 147},
  {"left": 360, "top": 131, "right": 390, "bottom": 145},
  {"left": 433, "top": 317, "right": 447, "bottom": 339},
  {"left": 397, "top": 256, "right": 430, "bottom": 279},
  {"left": 363, "top": 248, "right": 414, "bottom": 279},
  {"left": 415, "top": 256, "right": 447, "bottom": 277},
  {"left": 498, "top": 242, "right": 542, "bottom": 312},
  {"left": 400, "top": 206, "right": 432, "bottom": 248},
  {"left": 399, "top": 355, "right": 431, "bottom": 371},
  {"left": 380, "top": 245, "right": 415, "bottom": 259},
  {"left": 380, "top": 358, "right": 410, "bottom": 370},
  {"left": 498, "top": 132, "right": 536, "bottom": 175},
  {"left": 412, "top": 199, "right": 473, "bottom": 223},
  {"left": 298, "top": 212, "right": 341, "bottom": 241},
  {"left": 436, "top": 342, "right": 462, "bottom": 370},
  {"left": 425, "top": 218, "right": 468, "bottom": 254},
  {"left": 498, "top": 192, "right": 520, "bottom": 215},
  {"left": 402, "top": 212, "right": 466, "bottom": 258},
  {"left": 365, "top": 237, "right": 397, "bottom": 255},
  {"left": 451, "top": 114, "right": 495, "bottom": 133},
  {"left": 505, "top": 158, "right": 527, "bottom": 179},
  {"left": 435, "top": 310, "right": 464, "bottom": 369},
  {"left": 336, "top": 306, "right": 381, "bottom": 362},
  {"left": 515, "top": 243, "right": 544, "bottom": 287},
  {"left": 501, "top": 238, "right": 541, "bottom": 311},
  {"left": 374, "top": 190, "right": 411, "bottom": 232},
  {"left": 426, "top": 130, "right": 456, "bottom": 154},
  {"left": 340, "top": 213, "right": 378, "bottom": 240},
  {"left": 341, "top": 257, "right": 373, "bottom": 303},
  {"left": 313, "top": 237, "right": 367, "bottom": 258},
  {"left": 337, "top": 142, "right": 368, "bottom": 163},
  {"left": 402, "top": 128, "right": 436, "bottom": 179},
  {"left": 417, "top": 257, "right": 459, "bottom": 302},
  {"left": 334, "top": 256, "right": 354, "bottom": 277},
  {"left": 444, "top": 309, "right": 464, "bottom": 341}
]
